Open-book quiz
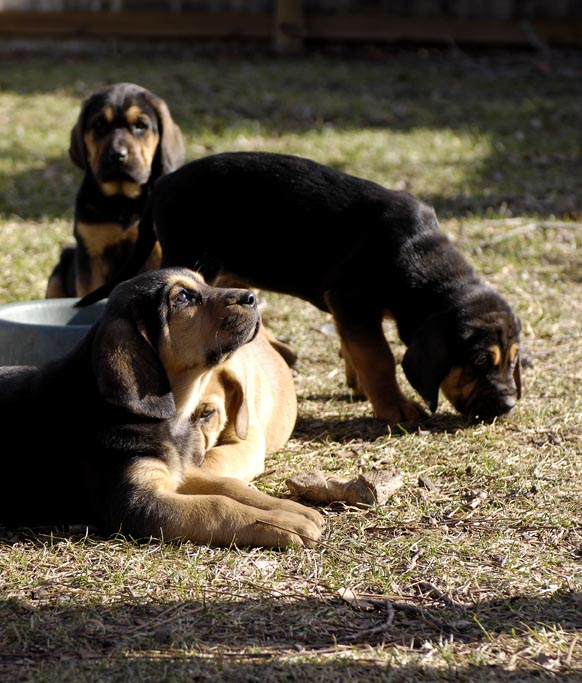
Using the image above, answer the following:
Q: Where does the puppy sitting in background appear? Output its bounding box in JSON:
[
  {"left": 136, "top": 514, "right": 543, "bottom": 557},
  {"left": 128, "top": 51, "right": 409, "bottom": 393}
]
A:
[{"left": 46, "top": 82, "right": 184, "bottom": 299}]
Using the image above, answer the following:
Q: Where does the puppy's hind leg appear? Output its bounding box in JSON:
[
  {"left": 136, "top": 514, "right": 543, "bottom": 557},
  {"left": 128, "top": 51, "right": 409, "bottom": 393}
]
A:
[{"left": 338, "top": 339, "right": 366, "bottom": 399}]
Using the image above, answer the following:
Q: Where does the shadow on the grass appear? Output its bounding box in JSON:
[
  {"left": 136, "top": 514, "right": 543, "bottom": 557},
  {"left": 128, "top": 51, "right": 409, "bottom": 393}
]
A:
[
  {"left": 1, "top": 48, "right": 580, "bottom": 222},
  {"left": 0, "top": 582, "right": 579, "bottom": 681},
  {"left": 293, "top": 410, "right": 472, "bottom": 443}
]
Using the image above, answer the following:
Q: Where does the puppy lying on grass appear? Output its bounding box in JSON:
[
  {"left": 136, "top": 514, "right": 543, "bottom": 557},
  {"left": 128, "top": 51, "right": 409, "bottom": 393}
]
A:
[{"left": 0, "top": 267, "right": 324, "bottom": 548}]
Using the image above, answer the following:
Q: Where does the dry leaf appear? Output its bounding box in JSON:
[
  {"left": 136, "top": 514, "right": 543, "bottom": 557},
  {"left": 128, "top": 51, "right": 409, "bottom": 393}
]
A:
[{"left": 286, "top": 469, "right": 403, "bottom": 506}]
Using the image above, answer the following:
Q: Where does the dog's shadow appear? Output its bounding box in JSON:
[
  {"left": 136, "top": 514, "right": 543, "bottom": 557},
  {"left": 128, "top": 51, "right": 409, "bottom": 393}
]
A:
[{"left": 293, "top": 404, "right": 469, "bottom": 443}]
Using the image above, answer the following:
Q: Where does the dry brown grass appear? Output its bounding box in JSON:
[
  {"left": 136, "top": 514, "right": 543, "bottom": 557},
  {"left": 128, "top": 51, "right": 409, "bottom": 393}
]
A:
[{"left": 0, "top": 43, "right": 580, "bottom": 682}]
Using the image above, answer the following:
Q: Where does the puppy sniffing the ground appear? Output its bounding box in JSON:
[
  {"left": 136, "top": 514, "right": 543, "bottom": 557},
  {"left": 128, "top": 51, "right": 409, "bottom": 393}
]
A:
[{"left": 79, "top": 151, "right": 522, "bottom": 425}]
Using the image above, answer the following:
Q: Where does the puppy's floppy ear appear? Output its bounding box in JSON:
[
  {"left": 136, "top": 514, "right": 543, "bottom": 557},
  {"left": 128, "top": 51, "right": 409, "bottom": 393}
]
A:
[
  {"left": 221, "top": 368, "right": 249, "bottom": 441},
  {"left": 69, "top": 102, "right": 89, "bottom": 170},
  {"left": 147, "top": 93, "right": 185, "bottom": 175},
  {"left": 513, "top": 350, "right": 522, "bottom": 400},
  {"left": 93, "top": 317, "right": 176, "bottom": 418},
  {"left": 402, "top": 312, "right": 455, "bottom": 413}
]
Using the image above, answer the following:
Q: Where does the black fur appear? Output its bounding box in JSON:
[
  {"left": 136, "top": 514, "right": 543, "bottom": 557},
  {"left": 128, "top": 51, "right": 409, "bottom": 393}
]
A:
[
  {"left": 0, "top": 269, "right": 204, "bottom": 536},
  {"left": 79, "top": 151, "right": 522, "bottom": 423}
]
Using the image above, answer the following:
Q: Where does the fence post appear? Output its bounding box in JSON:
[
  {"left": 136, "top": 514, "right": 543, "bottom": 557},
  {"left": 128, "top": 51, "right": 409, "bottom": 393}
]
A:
[{"left": 274, "top": 0, "right": 304, "bottom": 54}]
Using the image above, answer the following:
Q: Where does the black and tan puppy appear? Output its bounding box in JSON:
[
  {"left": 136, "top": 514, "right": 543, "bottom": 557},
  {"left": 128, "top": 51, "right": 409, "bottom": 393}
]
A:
[
  {"left": 46, "top": 82, "right": 185, "bottom": 299},
  {"left": 79, "top": 152, "right": 522, "bottom": 424},
  {"left": 1, "top": 268, "right": 324, "bottom": 548}
]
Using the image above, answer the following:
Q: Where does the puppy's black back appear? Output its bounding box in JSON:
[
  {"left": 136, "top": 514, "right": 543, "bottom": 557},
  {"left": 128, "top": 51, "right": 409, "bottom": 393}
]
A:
[
  {"left": 79, "top": 151, "right": 476, "bottom": 327},
  {"left": 155, "top": 154, "right": 437, "bottom": 296}
]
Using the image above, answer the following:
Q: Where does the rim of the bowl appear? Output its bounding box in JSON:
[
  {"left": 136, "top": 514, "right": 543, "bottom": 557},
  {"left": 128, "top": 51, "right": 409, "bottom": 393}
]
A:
[{"left": 0, "top": 298, "right": 106, "bottom": 329}]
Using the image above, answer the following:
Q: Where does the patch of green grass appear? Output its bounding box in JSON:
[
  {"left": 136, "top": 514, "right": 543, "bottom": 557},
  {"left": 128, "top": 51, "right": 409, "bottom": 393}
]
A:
[{"left": 0, "top": 43, "right": 581, "bottom": 683}]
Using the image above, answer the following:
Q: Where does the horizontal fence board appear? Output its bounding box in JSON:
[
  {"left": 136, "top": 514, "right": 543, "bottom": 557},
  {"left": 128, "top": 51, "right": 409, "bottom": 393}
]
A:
[
  {"left": 304, "top": 14, "right": 582, "bottom": 45},
  {"left": 0, "top": 10, "right": 580, "bottom": 45},
  {"left": 0, "top": 10, "right": 273, "bottom": 39}
]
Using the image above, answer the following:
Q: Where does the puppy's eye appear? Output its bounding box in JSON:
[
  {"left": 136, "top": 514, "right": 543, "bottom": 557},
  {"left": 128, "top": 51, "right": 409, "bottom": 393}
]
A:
[
  {"left": 474, "top": 352, "right": 491, "bottom": 368},
  {"left": 174, "top": 289, "right": 200, "bottom": 308},
  {"left": 133, "top": 119, "right": 149, "bottom": 133},
  {"left": 93, "top": 117, "right": 108, "bottom": 134},
  {"left": 199, "top": 407, "right": 217, "bottom": 422}
]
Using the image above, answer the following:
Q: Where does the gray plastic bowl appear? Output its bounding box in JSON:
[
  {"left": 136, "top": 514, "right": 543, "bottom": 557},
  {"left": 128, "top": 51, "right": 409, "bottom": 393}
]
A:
[{"left": 0, "top": 298, "right": 106, "bottom": 367}]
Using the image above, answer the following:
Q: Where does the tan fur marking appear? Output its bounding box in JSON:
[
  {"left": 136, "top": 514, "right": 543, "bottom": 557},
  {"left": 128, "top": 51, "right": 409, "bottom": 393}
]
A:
[
  {"left": 158, "top": 275, "right": 214, "bottom": 417},
  {"left": 121, "top": 181, "right": 142, "bottom": 199},
  {"left": 75, "top": 221, "right": 140, "bottom": 295},
  {"left": 125, "top": 105, "right": 143, "bottom": 124},
  {"left": 125, "top": 107, "right": 160, "bottom": 174},
  {"left": 76, "top": 221, "right": 138, "bottom": 259},
  {"left": 145, "top": 241, "right": 163, "bottom": 271},
  {"left": 337, "top": 334, "right": 423, "bottom": 422},
  {"left": 509, "top": 342, "right": 519, "bottom": 363},
  {"left": 103, "top": 105, "right": 114, "bottom": 123},
  {"left": 83, "top": 131, "right": 99, "bottom": 169},
  {"left": 98, "top": 180, "right": 142, "bottom": 199},
  {"left": 126, "top": 458, "right": 184, "bottom": 495},
  {"left": 441, "top": 367, "right": 478, "bottom": 406},
  {"left": 138, "top": 132, "right": 159, "bottom": 176},
  {"left": 489, "top": 344, "right": 502, "bottom": 367}
]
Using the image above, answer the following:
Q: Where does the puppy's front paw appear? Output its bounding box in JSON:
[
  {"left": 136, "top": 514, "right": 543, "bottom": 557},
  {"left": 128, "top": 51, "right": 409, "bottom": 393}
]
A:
[
  {"left": 265, "top": 494, "right": 326, "bottom": 530},
  {"left": 373, "top": 396, "right": 427, "bottom": 424},
  {"left": 255, "top": 509, "right": 324, "bottom": 549},
  {"left": 285, "top": 500, "right": 326, "bottom": 532}
]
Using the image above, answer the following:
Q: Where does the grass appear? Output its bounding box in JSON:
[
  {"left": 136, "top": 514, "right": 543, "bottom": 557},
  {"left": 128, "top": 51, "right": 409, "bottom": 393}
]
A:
[{"left": 0, "top": 41, "right": 581, "bottom": 682}]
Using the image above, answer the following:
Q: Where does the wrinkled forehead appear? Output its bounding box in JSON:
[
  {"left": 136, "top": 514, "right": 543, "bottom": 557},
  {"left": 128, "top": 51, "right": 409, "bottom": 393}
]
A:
[
  {"left": 102, "top": 270, "right": 205, "bottom": 346},
  {"left": 459, "top": 313, "right": 521, "bottom": 369},
  {"left": 85, "top": 89, "right": 157, "bottom": 123},
  {"left": 164, "top": 269, "right": 207, "bottom": 293},
  {"left": 108, "top": 268, "right": 203, "bottom": 308},
  {"left": 463, "top": 308, "right": 521, "bottom": 343}
]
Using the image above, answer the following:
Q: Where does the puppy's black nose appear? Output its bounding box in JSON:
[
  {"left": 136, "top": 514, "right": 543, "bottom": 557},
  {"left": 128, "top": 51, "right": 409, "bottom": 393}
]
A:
[
  {"left": 110, "top": 147, "right": 128, "bottom": 163},
  {"left": 470, "top": 392, "right": 517, "bottom": 423},
  {"left": 238, "top": 290, "right": 256, "bottom": 307}
]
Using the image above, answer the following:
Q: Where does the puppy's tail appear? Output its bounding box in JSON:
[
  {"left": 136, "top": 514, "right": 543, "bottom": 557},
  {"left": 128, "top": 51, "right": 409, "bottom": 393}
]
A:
[{"left": 75, "top": 194, "right": 158, "bottom": 307}]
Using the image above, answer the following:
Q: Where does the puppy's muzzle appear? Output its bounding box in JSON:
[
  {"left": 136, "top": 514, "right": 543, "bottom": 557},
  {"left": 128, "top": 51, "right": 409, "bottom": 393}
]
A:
[
  {"left": 108, "top": 145, "right": 129, "bottom": 165},
  {"left": 466, "top": 386, "right": 517, "bottom": 423},
  {"left": 226, "top": 290, "right": 256, "bottom": 308},
  {"left": 98, "top": 132, "right": 149, "bottom": 184},
  {"left": 235, "top": 289, "right": 261, "bottom": 343},
  {"left": 205, "top": 288, "right": 260, "bottom": 368}
]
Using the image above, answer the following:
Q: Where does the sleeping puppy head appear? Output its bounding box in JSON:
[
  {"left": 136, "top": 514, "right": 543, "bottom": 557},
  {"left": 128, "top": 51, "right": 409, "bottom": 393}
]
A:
[
  {"left": 196, "top": 366, "right": 251, "bottom": 451},
  {"left": 402, "top": 287, "right": 522, "bottom": 423},
  {"left": 93, "top": 267, "right": 260, "bottom": 420},
  {"left": 69, "top": 82, "right": 184, "bottom": 199}
]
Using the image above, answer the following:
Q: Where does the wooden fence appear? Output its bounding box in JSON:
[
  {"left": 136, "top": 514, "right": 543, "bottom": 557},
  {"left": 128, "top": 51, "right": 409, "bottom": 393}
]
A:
[{"left": 0, "top": 1, "right": 580, "bottom": 52}]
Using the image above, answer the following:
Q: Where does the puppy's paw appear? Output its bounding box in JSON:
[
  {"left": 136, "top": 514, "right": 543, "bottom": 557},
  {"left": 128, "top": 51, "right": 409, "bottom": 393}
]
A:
[
  {"left": 373, "top": 396, "right": 427, "bottom": 424},
  {"left": 277, "top": 498, "right": 326, "bottom": 531},
  {"left": 254, "top": 509, "right": 324, "bottom": 548}
]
